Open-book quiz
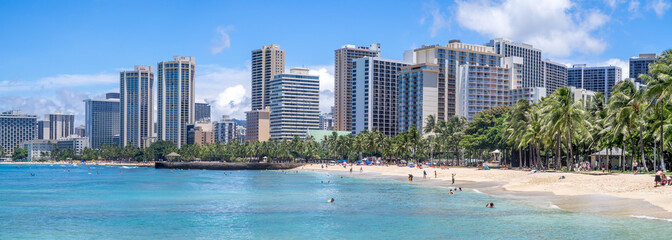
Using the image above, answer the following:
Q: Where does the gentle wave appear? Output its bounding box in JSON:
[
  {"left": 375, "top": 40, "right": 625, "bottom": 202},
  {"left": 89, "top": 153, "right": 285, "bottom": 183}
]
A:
[
  {"left": 630, "top": 215, "right": 672, "bottom": 222},
  {"left": 120, "top": 166, "right": 137, "bottom": 169},
  {"left": 472, "top": 189, "right": 482, "bottom": 194},
  {"left": 549, "top": 204, "right": 561, "bottom": 209}
]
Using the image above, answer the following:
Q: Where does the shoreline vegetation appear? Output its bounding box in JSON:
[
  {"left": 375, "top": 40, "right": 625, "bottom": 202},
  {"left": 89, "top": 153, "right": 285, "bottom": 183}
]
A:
[{"left": 298, "top": 164, "right": 672, "bottom": 220}]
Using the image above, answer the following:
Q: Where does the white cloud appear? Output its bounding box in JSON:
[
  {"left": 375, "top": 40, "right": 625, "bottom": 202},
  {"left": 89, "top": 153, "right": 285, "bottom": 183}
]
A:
[
  {"left": 649, "top": 0, "right": 671, "bottom": 17},
  {"left": 308, "top": 65, "right": 335, "bottom": 114},
  {"left": 195, "top": 64, "right": 250, "bottom": 120},
  {"left": 210, "top": 26, "right": 233, "bottom": 55},
  {"left": 0, "top": 88, "right": 93, "bottom": 124},
  {"left": 629, "top": 0, "right": 642, "bottom": 17},
  {"left": 214, "top": 85, "right": 249, "bottom": 118},
  {"left": 600, "top": 58, "right": 629, "bottom": 81},
  {"left": 455, "top": 0, "right": 609, "bottom": 57},
  {"left": 605, "top": 0, "right": 625, "bottom": 8},
  {"left": 420, "top": 1, "right": 449, "bottom": 37}
]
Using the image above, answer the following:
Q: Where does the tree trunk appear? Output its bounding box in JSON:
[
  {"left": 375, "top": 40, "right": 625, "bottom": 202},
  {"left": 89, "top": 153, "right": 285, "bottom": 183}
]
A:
[
  {"left": 556, "top": 132, "right": 562, "bottom": 170},
  {"left": 639, "top": 126, "right": 647, "bottom": 172},
  {"left": 662, "top": 101, "right": 666, "bottom": 171},
  {"left": 567, "top": 126, "right": 574, "bottom": 172},
  {"left": 518, "top": 149, "right": 522, "bottom": 169}
]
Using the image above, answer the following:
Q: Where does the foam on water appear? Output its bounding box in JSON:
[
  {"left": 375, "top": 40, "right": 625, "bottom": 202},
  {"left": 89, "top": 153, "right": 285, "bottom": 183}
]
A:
[{"left": 630, "top": 215, "right": 672, "bottom": 222}]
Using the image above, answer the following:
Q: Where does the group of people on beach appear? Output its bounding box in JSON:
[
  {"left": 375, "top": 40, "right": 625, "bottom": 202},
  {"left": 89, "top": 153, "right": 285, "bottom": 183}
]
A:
[{"left": 654, "top": 170, "right": 671, "bottom": 187}]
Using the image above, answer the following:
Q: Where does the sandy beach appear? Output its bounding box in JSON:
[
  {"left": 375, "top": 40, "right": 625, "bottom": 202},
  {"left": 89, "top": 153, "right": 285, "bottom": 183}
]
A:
[
  {"left": 0, "top": 161, "right": 154, "bottom": 167},
  {"left": 299, "top": 164, "right": 672, "bottom": 219}
]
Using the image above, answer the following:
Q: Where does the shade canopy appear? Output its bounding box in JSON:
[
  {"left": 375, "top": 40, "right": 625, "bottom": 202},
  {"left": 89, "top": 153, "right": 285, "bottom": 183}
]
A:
[
  {"left": 590, "top": 148, "right": 627, "bottom": 156},
  {"left": 166, "top": 152, "right": 181, "bottom": 157}
]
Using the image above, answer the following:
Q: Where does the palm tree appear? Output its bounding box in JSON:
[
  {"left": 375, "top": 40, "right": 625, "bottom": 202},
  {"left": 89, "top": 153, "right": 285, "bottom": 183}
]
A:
[
  {"left": 542, "top": 87, "right": 591, "bottom": 171},
  {"left": 608, "top": 80, "right": 649, "bottom": 172},
  {"left": 643, "top": 49, "right": 672, "bottom": 170},
  {"left": 505, "top": 99, "right": 530, "bottom": 168}
]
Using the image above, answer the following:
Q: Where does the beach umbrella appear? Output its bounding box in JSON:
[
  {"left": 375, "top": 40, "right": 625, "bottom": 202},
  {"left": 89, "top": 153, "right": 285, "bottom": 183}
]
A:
[{"left": 336, "top": 160, "right": 341, "bottom": 163}]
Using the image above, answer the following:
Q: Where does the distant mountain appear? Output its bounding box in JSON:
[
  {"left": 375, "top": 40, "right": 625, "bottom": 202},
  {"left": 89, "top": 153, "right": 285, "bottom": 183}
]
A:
[{"left": 232, "top": 119, "right": 246, "bottom": 127}]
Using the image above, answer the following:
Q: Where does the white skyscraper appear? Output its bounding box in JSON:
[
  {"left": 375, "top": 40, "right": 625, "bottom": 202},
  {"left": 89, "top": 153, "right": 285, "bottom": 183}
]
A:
[
  {"left": 120, "top": 66, "right": 154, "bottom": 148},
  {"left": 157, "top": 56, "right": 195, "bottom": 147}
]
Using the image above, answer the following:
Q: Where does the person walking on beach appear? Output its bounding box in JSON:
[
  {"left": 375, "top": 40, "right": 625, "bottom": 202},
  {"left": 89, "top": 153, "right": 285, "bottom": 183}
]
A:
[
  {"left": 360, "top": 167, "right": 363, "bottom": 173},
  {"left": 633, "top": 161, "right": 639, "bottom": 174},
  {"left": 451, "top": 173, "right": 456, "bottom": 185},
  {"left": 434, "top": 170, "right": 437, "bottom": 178},
  {"left": 423, "top": 170, "right": 427, "bottom": 179},
  {"left": 350, "top": 168, "right": 352, "bottom": 173}
]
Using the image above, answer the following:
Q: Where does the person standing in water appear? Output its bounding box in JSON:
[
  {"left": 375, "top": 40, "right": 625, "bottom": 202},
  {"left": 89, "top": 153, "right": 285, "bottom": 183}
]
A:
[
  {"left": 408, "top": 174, "right": 414, "bottom": 181},
  {"left": 423, "top": 170, "right": 427, "bottom": 178},
  {"left": 434, "top": 170, "right": 437, "bottom": 178},
  {"left": 451, "top": 173, "right": 456, "bottom": 185}
]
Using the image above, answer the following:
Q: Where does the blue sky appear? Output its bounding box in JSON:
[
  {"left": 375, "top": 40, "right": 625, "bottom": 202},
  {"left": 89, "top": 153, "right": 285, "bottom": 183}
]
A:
[{"left": 0, "top": 0, "right": 670, "bottom": 124}]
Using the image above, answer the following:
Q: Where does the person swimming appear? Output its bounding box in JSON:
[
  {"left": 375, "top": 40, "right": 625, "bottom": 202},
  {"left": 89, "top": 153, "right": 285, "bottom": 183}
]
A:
[
  {"left": 459, "top": 187, "right": 462, "bottom": 191},
  {"left": 486, "top": 202, "right": 494, "bottom": 208},
  {"left": 408, "top": 174, "right": 414, "bottom": 181},
  {"left": 328, "top": 198, "right": 334, "bottom": 203}
]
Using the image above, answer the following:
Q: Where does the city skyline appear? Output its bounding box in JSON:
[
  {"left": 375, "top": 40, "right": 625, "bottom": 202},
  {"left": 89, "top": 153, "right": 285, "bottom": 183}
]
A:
[{"left": 1, "top": 0, "right": 671, "bottom": 125}]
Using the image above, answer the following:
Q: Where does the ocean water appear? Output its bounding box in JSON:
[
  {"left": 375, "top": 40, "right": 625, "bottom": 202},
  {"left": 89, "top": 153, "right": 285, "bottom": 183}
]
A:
[{"left": 0, "top": 164, "right": 670, "bottom": 239}]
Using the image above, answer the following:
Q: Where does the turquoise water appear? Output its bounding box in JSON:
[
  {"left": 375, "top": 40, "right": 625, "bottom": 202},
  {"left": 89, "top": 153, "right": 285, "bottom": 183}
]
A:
[{"left": 0, "top": 164, "right": 670, "bottom": 239}]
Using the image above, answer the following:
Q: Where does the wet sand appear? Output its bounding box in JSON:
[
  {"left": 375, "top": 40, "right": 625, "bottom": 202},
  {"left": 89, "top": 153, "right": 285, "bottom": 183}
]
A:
[{"left": 298, "top": 165, "right": 672, "bottom": 220}]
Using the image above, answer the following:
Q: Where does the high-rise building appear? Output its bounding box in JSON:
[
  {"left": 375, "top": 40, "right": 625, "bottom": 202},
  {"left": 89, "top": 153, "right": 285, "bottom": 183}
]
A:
[
  {"left": 269, "top": 68, "right": 320, "bottom": 140},
  {"left": 455, "top": 57, "right": 546, "bottom": 121},
  {"left": 542, "top": 59, "right": 568, "bottom": 95},
  {"left": 157, "top": 56, "right": 196, "bottom": 148},
  {"left": 22, "top": 139, "right": 57, "bottom": 161},
  {"left": 37, "top": 120, "right": 50, "bottom": 139},
  {"left": 630, "top": 53, "right": 657, "bottom": 83},
  {"left": 568, "top": 64, "right": 622, "bottom": 100},
  {"left": 236, "top": 126, "right": 246, "bottom": 142},
  {"left": 334, "top": 43, "right": 381, "bottom": 131},
  {"left": 486, "top": 38, "right": 543, "bottom": 88},
  {"left": 456, "top": 57, "right": 521, "bottom": 121},
  {"left": 186, "top": 122, "right": 215, "bottom": 146},
  {"left": 413, "top": 40, "right": 502, "bottom": 123},
  {"left": 352, "top": 57, "right": 408, "bottom": 136},
  {"left": 319, "top": 112, "right": 334, "bottom": 131},
  {"left": 0, "top": 110, "right": 37, "bottom": 154},
  {"left": 56, "top": 136, "right": 89, "bottom": 155},
  {"left": 75, "top": 125, "right": 85, "bottom": 137},
  {"left": 251, "top": 45, "right": 285, "bottom": 111},
  {"left": 195, "top": 102, "right": 211, "bottom": 122},
  {"left": 397, "top": 64, "right": 440, "bottom": 133},
  {"left": 46, "top": 112, "right": 74, "bottom": 140},
  {"left": 120, "top": 66, "right": 154, "bottom": 148},
  {"left": 245, "top": 108, "right": 270, "bottom": 142},
  {"left": 214, "top": 116, "right": 237, "bottom": 144},
  {"left": 84, "top": 94, "right": 120, "bottom": 149}
]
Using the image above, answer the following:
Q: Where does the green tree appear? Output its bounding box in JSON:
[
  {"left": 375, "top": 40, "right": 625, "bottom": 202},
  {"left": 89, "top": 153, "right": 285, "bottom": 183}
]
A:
[
  {"left": 542, "top": 87, "right": 591, "bottom": 171},
  {"left": 12, "top": 147, "right": 28, "bottom": 160}
]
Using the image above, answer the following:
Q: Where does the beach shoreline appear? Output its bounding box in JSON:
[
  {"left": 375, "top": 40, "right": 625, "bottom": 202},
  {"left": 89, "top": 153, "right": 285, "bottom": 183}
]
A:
[{"left": 297, "top": 164, "right": 672, "bottom": 220}]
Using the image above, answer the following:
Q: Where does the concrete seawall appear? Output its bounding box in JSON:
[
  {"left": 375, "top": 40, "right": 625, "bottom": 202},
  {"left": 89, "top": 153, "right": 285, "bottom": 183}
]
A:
[{"left": 155, "top": 162, "right": 302, "bottom": 170}]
